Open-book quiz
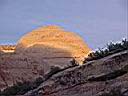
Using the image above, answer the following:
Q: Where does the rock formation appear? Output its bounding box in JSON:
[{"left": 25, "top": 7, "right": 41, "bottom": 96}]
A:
[
  {"left": 1, "top": 50, "right": 127, "bottom": 96},
  {"left": 0, "top": 45, "right": 15, "bottom": 53},
  {"left": 16, "top": 25, "right": 90, "bottom": 62},
  {"left": 0, "top": 25, "right": 128, "bottom": 96},
  {"left": 0, "top": 25, "right": 90, "bottom": 90},
  {"left": 16, "top": 25, "right": 90, "bottom": 71},
  {"left": 23, "top": 50, "right": 128, "bottom": 96}
]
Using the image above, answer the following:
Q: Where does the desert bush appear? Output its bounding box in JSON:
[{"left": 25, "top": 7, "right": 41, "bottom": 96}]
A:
[{"left": 84, "top": 39, "right": 128, "bottom": 63}]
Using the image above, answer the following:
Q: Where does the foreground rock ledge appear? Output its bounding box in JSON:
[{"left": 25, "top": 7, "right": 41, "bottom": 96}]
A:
[{"left": 24, "top": 50, "right": 128, "bottom": 96}]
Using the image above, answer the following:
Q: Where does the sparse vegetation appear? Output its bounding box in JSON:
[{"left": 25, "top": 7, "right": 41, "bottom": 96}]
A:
[
  {"left": 84, "top": 39, "right": 128, "bottom": 63},
  {"left": 0, "top": 39, "right": 127, "bottom": 96}
]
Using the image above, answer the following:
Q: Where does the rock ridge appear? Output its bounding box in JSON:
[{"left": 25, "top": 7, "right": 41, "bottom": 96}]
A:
[{"left": 23, "top": 50, "right": 128, "bottom": 96}]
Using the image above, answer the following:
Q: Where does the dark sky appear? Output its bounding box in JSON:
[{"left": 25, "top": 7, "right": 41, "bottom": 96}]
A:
[{"left": 0, "top": 0, "right": 127, "bottom": 49}]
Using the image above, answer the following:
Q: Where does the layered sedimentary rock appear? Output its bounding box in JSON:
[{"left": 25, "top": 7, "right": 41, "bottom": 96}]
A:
[
  {"left": 0, "top": 25, "right": 90, "bottom": 90},
  {"left": 16, "top": 25, "right": 90, "bottom": 70},
  {"left": 0, "top": 45, "right": 15, "bottom": 53},
  {"left": 16, "top": 25, "right": 90, "bottom": 61},
  {"left": 24, "top": 50, "right": 128, "bottom": 96}
]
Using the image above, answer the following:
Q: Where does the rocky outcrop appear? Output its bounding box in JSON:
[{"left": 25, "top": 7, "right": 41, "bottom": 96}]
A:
[
  {"left": 1, "top": 26, "right": 127, "bottom": 96},
  {"left": 0, "top": 25, "right": 90, "bottom": 90},
  {"left": 23, "top": 50, "right": 128, "bottom": 96},
  {"left": 0, "top": 53, "right": 45, "bottom": 90}
]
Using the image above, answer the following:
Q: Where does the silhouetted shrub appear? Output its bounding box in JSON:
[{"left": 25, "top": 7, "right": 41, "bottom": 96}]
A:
[{"left": 84, "top": 39, "right": 128, "bottom": 63}]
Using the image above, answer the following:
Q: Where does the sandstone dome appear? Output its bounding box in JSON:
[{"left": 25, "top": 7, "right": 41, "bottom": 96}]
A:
[
  {"left": 16, "top": 25, "right": 91, "bottom": 64},
  {"left": 0, "top": 26, "right": 91, "bottom": 89}
]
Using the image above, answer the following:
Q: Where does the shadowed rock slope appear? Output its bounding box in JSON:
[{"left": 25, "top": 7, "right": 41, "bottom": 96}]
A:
[{"left": 23, "top": 50, "right": 128, "bottom": 96}]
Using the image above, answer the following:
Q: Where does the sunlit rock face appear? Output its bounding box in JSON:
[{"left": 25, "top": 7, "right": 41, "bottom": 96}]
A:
[
  {"left": 0, "top": 45, "right": 15, "bottom": 53},
  {"left": 15, "top": 26, "right": 91, "bottom": 80},
  {"left": 16, "top": 25, "right": 91, "bottom": 67},
  {"left": 0, "top": 25, "right": 90, "bottom": 90}
]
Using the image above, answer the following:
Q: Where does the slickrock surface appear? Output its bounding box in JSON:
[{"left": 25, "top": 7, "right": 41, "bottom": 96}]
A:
[
  {"left": 0, "top": 25, "right": 90, "bottom": 90},
  {"left": 24, "top": 50, "right": 128, "bottom": 96}
]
